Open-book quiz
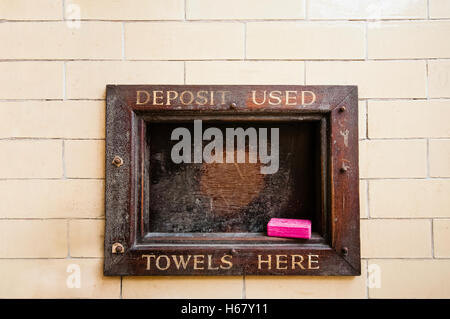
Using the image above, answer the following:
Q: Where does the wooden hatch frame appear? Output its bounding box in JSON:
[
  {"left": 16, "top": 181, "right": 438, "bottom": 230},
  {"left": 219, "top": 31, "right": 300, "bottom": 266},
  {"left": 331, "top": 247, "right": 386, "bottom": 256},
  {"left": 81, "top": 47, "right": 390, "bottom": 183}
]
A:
[{"left": 104, "top": 85, "right": 360, "bottom": 276}]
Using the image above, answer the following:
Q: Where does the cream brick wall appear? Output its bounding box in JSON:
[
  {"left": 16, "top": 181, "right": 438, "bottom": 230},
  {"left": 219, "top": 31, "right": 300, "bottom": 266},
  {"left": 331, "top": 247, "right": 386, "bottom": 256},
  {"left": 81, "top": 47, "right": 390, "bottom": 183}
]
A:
[
  {"left": 0, "top": 0, "right": 449, "bottom": 299},
  {"left": 429, "top": 0, "right": 450, "bottom": 19},
  {"left": 309, "top": 0, "right": 428, "bottom": 20}
]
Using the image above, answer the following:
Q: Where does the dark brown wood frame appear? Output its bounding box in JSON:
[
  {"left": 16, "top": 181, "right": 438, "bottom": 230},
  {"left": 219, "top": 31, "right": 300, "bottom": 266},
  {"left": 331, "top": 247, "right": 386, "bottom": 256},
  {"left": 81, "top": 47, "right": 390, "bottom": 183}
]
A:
[{"left": 104, "top": 85, "right": 360, "bottom": 276}]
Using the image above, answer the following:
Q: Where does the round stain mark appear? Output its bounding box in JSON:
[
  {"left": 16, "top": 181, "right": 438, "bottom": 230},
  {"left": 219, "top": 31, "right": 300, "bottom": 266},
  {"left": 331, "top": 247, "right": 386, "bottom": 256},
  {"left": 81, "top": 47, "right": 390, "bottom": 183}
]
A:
[{"left": 200, "top": 150, "right": 264, "bottom": 217}]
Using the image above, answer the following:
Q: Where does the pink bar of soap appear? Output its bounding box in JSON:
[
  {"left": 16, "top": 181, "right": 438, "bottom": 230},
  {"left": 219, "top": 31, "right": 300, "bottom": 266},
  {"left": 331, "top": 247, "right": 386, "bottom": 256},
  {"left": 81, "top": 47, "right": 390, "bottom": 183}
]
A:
[{"left": 267, "top": 218, "right": 311, "bottom": 239}]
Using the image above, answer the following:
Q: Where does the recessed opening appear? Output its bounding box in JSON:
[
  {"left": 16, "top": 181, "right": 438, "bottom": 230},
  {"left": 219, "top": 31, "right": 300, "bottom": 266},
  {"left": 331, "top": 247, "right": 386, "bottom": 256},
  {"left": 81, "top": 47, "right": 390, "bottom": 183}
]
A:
[{"left": 143, "top": 120, "right": 326, "bottom": 243}]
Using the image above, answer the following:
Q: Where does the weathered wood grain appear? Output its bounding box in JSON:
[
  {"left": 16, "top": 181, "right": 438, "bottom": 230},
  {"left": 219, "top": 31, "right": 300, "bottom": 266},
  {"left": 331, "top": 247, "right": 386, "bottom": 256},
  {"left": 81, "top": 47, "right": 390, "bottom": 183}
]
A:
[{"left": 104, "top": 85, "right": 360, "bottom": 276}]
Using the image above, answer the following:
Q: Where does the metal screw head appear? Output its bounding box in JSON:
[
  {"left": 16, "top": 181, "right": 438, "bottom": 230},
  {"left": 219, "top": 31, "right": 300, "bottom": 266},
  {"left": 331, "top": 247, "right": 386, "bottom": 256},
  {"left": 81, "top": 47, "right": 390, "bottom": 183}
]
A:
[
  {"left": 230, "top": 102, "right": 237, "bottom": 109},
  {"left": 341, "top": 247, "right": 349, "bottom": 256},
  {"left": 340, "top": 166, "right": 348, "bottom": 173},
  {"left": 338, "top": 106, "right": 346, "bottom": 113},
  {"left": 112, "top": 242, "right": 124, "bottom": 254},
  {"left": 112, "top": 156, "right": 123, "bottom": 167}
]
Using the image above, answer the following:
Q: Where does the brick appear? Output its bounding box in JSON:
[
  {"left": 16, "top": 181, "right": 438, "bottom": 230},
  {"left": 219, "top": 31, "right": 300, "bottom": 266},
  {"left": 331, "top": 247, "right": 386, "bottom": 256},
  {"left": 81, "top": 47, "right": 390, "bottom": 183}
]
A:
[
  {"left": 66, "top": 61, "right": 184, "bottom": 99},
  {"left": 361, "top": 219, "right": 431, "bottom": 258},
  {"left": 368, "top": 100, "right": 450, "bottom": 138},
  {"left": 0, "top": 62, "right": 63, "bottom": 99},
  {"left": 429, "top": 0, "right": 450, "bottom": 18},
  {"left": 368, "top": 21, "right": 450, "bottom": 59},
  {"left": 0, "top": 0, "right": 62, "bottom": 20},
  {"left": 0, "top": 259, "right": 120, "bottom": 298},
  {"left": 122, "top": 277, "right": 243, "bottom": 298},
  {"left": 368, "top": 260, "right": 450, "bottom": 298},
  {"left": 430, "top": 139, "right": 450, "bottom": 177},
  {"left": 429, "top": 60, "right": 450, "bottom": 98},
  {"left": 74, "top": 0, "right": 184, "bottom": 20},
  {"left": 185, "top": 61, "right": 304, "bottom": 84},
  {"left": 0, "top": 140, "right": 62, "bottom": 178},
  {"left": 0, "top": 179, "right": 104, "bottom": 218},
  {"left": 245, "top": 261, "right": 367, "bottom": 298},
  {"left": 0, "top": 22, "right": 122, "bottom": 60},
  {"left": 359, "top": 100, "right": 366, "bottom": 139},
  {"left": 359, "top": 140, "right": 427, "bottom": 178},
  {"left": 307, "top": 61, "right": 426, "bottom": 99},
  {"left": 369, "top": 180, "right": 450, "bottom": 218},
  {"left": 70, "top": 220, "right": 104, "bottom": 258},
  {"left": 309, "top": 0, "right": 427, "bottom": 20},
  {"left": 125, "top": 22, "right": 244, "bottom": 60},
  {"left": 434, "top": 219, "right": 450, "bottom": 258},
  {"left": 360, "top": 180, "right": 368, "bottom": 218},
  {"left": 187, "top": 0, "right": 305, "bottom": 20},
  {"left": 65, "top": 140, "right": 105, "bottom": 179},
  {"left": 246, "top": 22, "right": 364, "bottom": 60},
  {"left": 0, "top": 220, "right": 67, "bottom": 258},
  {"left": 0, "top": 101, "right": 104, "bottom": 139}
]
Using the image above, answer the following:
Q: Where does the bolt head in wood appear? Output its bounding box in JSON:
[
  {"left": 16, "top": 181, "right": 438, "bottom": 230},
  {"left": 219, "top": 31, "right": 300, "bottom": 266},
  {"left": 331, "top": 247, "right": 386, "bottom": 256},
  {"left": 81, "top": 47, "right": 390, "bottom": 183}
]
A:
[
  {"left": 338, "top": 106, "right": 346, "bottom": 112},
  {"left": 341, "top": 247, "right": 348, "bottom": 256},
  {"left": 340, "top": 166, "right": 348, "bottom": 173},
  {"left": 112, "top": 242, "right": 124, "bottom": 254},
  {"left": 230, "top": 102, "right": 237, "bottom": 109},
  {"left": 112, "top": 156, "right": 123, "bottom": 167}
]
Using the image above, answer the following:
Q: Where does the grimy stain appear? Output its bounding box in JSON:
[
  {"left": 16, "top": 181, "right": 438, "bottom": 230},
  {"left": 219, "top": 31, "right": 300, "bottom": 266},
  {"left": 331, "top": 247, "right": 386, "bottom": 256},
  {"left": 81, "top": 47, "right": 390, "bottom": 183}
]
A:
[
  {"left": 340, "top": 129, "right": 349, "bottom": 147},
  {"left": 200, "top": 149, "right": 264, "bottom": 216}
]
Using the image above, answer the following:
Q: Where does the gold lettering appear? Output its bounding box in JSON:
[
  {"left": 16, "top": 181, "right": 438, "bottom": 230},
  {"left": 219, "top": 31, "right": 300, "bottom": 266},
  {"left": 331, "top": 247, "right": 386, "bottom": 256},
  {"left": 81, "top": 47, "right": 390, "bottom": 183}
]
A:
[
  {"left": 171, "top": 255, "right": 191, "bottom": 270},
  {"left": 193, "top": 255, "right": 204, "bottom": 270},
  {"left": 210, "top": 91, "right": 214, "bottom": 105},
  {"left": 220, "top": 255, "right": 233, "bottom": 269},
  {"left": 207, "top": 255, "right": 219, "bottom": 270},
  {"left": 217, "top": 91, "right": 229, "bottom": 105},
  {"left": 307, "top": 254, "right": 320, "bottom": 269},
  {"left": 152, "top": 90, "right": 164, "bottom": 105},
  {"left": 196, "top": 91, "right": 209, "bottom": 106},
  {"left": 285, "top": 90, "right": 297, "bottom": 105},
  {"left": 301, "top": 91, "right": 316, "bottom": 105},
  {"left": 276, "top": 255, "right": 288, "bottom": 270},
  {"left": 251, "top": 90, "right": 266, "bottom": 106},
  {"left": 136, "top": 90, "right": 150, "bottom": 105},
  {"left": 268, "top": 90, "right": 282, "bottom": 105},
  {"left": 291, "top": 255, "right": 305, "bottom": 269},
  {"left": 258, "top": 255, "right": 271, "bottom": 270},
  {"left": 166, "top": 90, "right": 178, "bottom": 106},
  {"left": 156, "top": 255, "right": 170, "bottom": 270},
  {"left": 142, "top": 254, "right": 156, "bottom": 270},
  {"left": 180, "top": 91, "right": 194, "bottom": 105}
]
